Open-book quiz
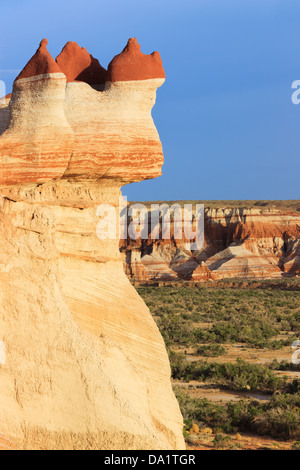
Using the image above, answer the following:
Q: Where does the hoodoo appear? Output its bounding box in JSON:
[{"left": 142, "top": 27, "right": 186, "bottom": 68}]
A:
[
  {"left": 0, "top": 38, "right": 73, "bottom": 185},
  {"left": 0, "top": 39, "right": 184, "bottom": 450},
  {"left": 15, "top": 38, "right": 62, "bottom": 80},
  {"left": 107, "top": 37, "right": 166, "bottom": 82},
  {"left": 56, "top": 41, "right": 107, "bottom": 85}
]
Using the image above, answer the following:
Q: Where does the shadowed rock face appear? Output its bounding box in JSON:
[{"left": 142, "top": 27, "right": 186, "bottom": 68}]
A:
[
  {"left": 15, "top": 39, "right": 62, "bottom": 80},
  {"left": 0, "top": 39, "right": 184, "bottom": 450},
  {"left": 56, "top": 41, "right": 107, "bottom": 85}
]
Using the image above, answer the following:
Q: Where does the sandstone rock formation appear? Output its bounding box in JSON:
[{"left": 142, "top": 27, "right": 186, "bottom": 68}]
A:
[
  {"left": 282, "top": 239, "right": 300, "bottom": 275},
  {"left": 139, "top": 251, "right": 178, "bottom": 281},
  {"left": 121, "top": 203, "right": 300, "bottom": 283},
  {"left": 170, "top": 250, "right": 199, "bottom": 278},
  {"left": 205, "top": 244, "right": 282, "bottom": 280},
  {"left": 56, "top": 41, "right": 107, "bottom": 86},
  {"left": 0, "top": 432, "right": 15, "bottom": 450},
  {"left": 107, "top": 37, "right": 165, "bottom": 82},
  {"left": 0, "top": 39, "right": 184, "bottom": 450}
]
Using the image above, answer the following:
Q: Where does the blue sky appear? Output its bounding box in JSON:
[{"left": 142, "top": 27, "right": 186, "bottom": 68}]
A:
[{"left": 0, "top": 0, "right": 299, "bottom": 201}]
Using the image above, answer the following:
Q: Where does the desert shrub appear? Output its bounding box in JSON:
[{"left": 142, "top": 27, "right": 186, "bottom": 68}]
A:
[
  {"left": 269, "top": 360, "right": 300, "bottom": 372},
  {"left": 196, "top": 344, "right": 227, "bottom": 357},
  {"left": 174, "top": 388, "right": 300, "bottom": 439},
  {"left": 174, "top": 389, "right": 234, "bottom": 433},
  {"left": 253, "top": 408, "right": 300, "bottom": 439},
  {"left": 170, "top": 353, "right": 284, "bottom": 393},
  {"left": 286, "top": 379, "right": 300, "bottom": 395},
  {"left": 213, "top": 434, "right": 232, "bottom": 449},
  {"left": 157, "top": 314, "right": 194, "bottom": 346},
  {"left": 194, "top": 315, "right": 279, "bottom": 348}
]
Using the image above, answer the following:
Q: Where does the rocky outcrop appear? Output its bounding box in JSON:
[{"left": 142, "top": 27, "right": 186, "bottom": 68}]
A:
[
  {"left": 0, "top": 39, "right": 184, "bottom": 450},
  {"left": 170, "top": 250, "right": 199, "bottom": 278},
  {"left": 56, "top": 41, "right": 107, "bottom": 86},
  {"left": 1, "top": 38, "right": 165, "bottom": 185},
  {"left": 282, "top": 239, "right": 300, "bottom": 275},
  {"left": 107, "top": 37, "right": 165, "bottom": 82},
  {"left": 121, "top": 203, "right": 300, "bottom": 282},
  {"left": 190, "top": 262, "right": 211, "bottom": 282},
  {"left": 205, "top": 244, "right": 282, "bottom": 280}
]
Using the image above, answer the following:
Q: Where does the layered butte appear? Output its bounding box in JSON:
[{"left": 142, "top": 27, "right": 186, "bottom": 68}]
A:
[
  {"left": 0, "top": 39, "right": 184, "bottom": 450},
  {"left": 121, "top": 203, "right": 300, "bottom": 282}
]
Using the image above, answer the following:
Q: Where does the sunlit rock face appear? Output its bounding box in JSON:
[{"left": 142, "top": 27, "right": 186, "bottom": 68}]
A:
[
  {"left": 0, "top": 39, "right": 184, "bottom": 450},
  {"left": 0, "top": 38, "right": 164, "bottom": 185},
  {"left": 121, "top": 205, "right": 300, "bottom": 282}
]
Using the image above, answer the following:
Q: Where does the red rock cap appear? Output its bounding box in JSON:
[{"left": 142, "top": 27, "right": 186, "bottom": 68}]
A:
[
  {"left": 56, "top": 42, "right": 107, "bottom": 85},
  {"left": 107, "top": 38, "right": 165, "bottom": 82},
  {"left": 15, "top": 39, "right": 63, "bottom": 81}
]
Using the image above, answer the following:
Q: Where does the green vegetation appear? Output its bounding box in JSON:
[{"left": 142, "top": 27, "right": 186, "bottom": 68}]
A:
[
  {"left": 137, "top": 281, "right": 300, "bottom": 441},
  {"left": 196, "top": 344, "right": 226, "bottom": 357},
  {"left": 175, "top": 387, "right": 300, "bottom": 439},
  {"left": 138, "top": 283, "right": 300, "bottom": 350},
  {"left": 269, "top": 359, "right": 300, "bottom": 372},
  {"left": 170, "top": 354, "right": 286, "bottom": 393},
  {"left": 212, "top": 434, "right": 232, "bottom": 449}
]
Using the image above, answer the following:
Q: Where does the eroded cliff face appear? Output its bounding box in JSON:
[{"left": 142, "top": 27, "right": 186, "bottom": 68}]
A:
[
  {"left": 121, "top": 203, "right": 300, "bottom": 283},
  {"left": 0, "top": 39, "right": 184, "bottom": 450}
]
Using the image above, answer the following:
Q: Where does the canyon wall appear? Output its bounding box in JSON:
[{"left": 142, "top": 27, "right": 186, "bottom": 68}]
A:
[
  {"left": 0, "top": 39, "right": 184, "bottom": 450},
  {"left": 121, "top": 202, "right": 300, "bottom": 283}
]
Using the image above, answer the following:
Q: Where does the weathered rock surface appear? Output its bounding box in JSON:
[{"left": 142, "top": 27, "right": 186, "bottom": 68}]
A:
[
  {"left": 205, "top": 244, "right": 282, "bottom": 280},
  {"left": 121, "top": 203, "right": 300, "bottom": 282},
  {"left": 282, "top": 239, "right": 300, "bottom": 275},
  {"left": 0, "top": 432, "right": 16, "bottom": 450},
  {"left": 56, "top": 41, "right": 107, "bottom": 86},
  {"left": 0, "top": 39, "right": 184, "bottom": 450},
  {"left": 140, "top": 251, "right": 178, "bottom": 281},
  {"left": 107, "top": 37, "right": 165, "bottom": 82}
]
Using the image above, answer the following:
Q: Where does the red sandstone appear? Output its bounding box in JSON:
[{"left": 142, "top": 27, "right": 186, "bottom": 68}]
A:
[
  {"left": 0, "top": 38, "right": 165, "bottom": 185},
  {"left": 107, "top": 38, "right": 165, "bottom": 82},
  {"left": 15, "top": 39, "right": 62, "bottom": 81},
  {"left": 56, "top": 41, "right": 107, "bottom": 85}
]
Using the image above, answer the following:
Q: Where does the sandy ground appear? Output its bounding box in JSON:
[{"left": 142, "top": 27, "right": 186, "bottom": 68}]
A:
[
  {"left": 186, "top": 432, "right": 296, "bottom": 450},
  {"left": 174, "top": 343, "right": 299, "bottom": 450},
  {"left": 173, "top": 381, "right": 273, "bottom": 402},
  {"left": 178, "top": 343, "right": 296, "bottom": 366}
]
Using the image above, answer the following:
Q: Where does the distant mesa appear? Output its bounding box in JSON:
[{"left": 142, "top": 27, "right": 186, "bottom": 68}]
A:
[
  {"left": 56, "top": 41, "right": 107, "bottom": 85},
  {"left": 107, "top": 37, "right": 165, "bottom": 82},
  {"left": 15, "top": 38, "right": 62, "bottom": 81}
]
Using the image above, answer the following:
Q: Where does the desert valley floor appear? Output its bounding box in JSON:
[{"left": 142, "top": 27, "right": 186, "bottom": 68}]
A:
[{"left": 137, "top": 277, "right": 300, "bottom": 450}]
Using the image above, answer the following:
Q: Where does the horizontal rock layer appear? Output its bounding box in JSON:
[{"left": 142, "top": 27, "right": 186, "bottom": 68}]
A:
[
  {"left": 0, "top": 39, "right": 184, "bottom": 450},
  {"left": 0, "top": 38, "right": 165, "bottom": 186},
  {"left": 121, "top": 203, "right": 300, "bottom": 282}
]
